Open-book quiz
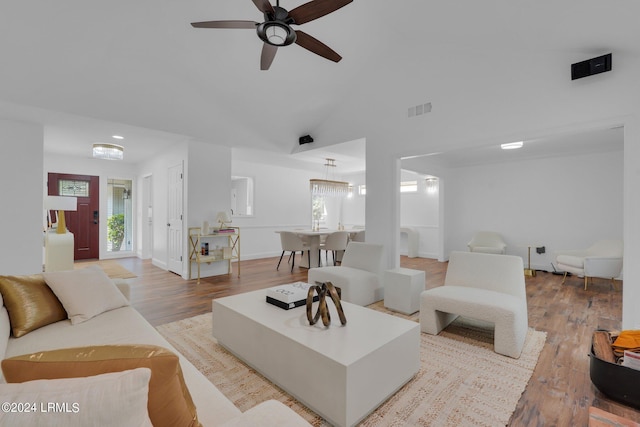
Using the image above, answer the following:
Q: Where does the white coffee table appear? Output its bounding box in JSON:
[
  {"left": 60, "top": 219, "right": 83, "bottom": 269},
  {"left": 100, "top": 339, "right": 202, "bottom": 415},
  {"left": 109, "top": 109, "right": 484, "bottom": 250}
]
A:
[{"left": 212, "top": 289, "right": 420, "bottom": 427}]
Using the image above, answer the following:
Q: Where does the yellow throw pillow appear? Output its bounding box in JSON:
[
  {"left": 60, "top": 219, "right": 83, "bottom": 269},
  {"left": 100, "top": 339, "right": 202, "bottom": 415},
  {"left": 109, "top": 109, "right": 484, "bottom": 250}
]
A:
[
  {"left": 0, "top": 274, "right": 67, "bottom": 337},
  {"left": 2, "top": 344, "right": 201, "bottom": 427}
]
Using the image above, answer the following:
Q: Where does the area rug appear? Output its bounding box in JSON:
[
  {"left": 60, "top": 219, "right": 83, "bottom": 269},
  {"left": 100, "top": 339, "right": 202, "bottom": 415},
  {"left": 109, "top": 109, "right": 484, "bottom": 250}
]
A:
[
  {"left": 74, "top": 260, "right": 137, "bottom": 279},
  {"left": 157, "top": 308, "right": 546, "bottom": 427}
]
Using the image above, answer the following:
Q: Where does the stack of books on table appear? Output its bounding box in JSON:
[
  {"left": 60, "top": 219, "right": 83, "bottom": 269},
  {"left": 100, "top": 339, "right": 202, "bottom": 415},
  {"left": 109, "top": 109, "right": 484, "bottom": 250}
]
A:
[
  {"left": 216, "top": 228, "right": 236, "bottom": 234},
  {"left": 266, "top": 282, "right": 318, "bottom": 310}
]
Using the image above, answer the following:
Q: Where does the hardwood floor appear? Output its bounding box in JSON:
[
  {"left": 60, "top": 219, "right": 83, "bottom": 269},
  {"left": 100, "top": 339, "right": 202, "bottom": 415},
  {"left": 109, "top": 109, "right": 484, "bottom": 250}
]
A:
[{"left": 110, "top": 255, "right": 640, "bottom": 426}]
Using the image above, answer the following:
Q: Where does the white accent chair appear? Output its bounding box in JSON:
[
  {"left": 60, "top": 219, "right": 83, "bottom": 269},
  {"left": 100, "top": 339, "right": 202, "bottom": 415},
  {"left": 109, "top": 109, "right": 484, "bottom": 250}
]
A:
[
  {"left": 467, "top": 231, "right": 507, "bottom": 254},
  {"left": 555, "top": 240, "right": 623, "bottom": 290},
  {"left": 319, "top": 231, "right": 349, "bottom": 266},
  {"left": 308, "top": 242, "right": 384, "bottom": 306},
  {"left": 420, "top": 251, "right": 528, "bottom": 358},
  {"left": 276, "top": 232, "right": 311, "bottom": 272},
  {"left": 350, "top": 229, "right": 365, "bottom": 242}
]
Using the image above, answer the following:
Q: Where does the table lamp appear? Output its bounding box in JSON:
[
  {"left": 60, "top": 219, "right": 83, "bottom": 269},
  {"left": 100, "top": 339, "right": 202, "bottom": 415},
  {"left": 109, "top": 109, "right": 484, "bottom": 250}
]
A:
[
  {"left": 216, "top": 211, "right": 231, "bottom": 229},
  {"left": 46, "top": 196, "right": 78, "bottom": 234}
]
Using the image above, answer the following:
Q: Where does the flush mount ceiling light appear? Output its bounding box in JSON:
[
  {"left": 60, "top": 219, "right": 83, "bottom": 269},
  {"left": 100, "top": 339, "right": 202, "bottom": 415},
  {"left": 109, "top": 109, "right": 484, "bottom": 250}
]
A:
[
  {"left": 93, "top": 143, "right": 124, "bottom": 160},
  {"left": 501, "top": 141, "right": 524, "bottom": 150},
  {"left": 112, "top": 135, "right": 124, "bottom": 140}
]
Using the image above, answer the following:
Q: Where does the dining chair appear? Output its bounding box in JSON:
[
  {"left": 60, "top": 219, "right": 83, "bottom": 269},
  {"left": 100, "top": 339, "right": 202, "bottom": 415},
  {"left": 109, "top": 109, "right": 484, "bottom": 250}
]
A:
[
  {"left": 277, "top": 232, "right": 312, "bottom": 272},
  {"left": 319, "top": 231, "right": 349, "bottom": 266},
  {"left": 350, "top": 230, "right": 365, "bottom": 242}
]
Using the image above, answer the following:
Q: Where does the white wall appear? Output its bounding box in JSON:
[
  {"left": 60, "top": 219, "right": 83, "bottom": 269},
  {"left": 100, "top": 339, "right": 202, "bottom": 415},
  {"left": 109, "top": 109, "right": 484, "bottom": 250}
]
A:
[
  {"left": 0, "top": 119, "right": 44, "bottom": 275},
  {"left": 184, "top": 141, "right": 232, "bottom": 278},
  {"left": 231, "top": 159, "right": 315, "bottom": 260},
  {"left": 445, "top": 149, "right": 623, "bottom": 271},
  {"left": 342, "top": 170, "right": 441, "bottom": 258}
]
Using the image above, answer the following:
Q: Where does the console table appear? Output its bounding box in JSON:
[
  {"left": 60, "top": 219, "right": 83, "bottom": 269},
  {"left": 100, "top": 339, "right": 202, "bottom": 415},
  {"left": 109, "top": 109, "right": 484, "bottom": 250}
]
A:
[{"left": 188, "top": 227, "right": 240, "bottom": 283}]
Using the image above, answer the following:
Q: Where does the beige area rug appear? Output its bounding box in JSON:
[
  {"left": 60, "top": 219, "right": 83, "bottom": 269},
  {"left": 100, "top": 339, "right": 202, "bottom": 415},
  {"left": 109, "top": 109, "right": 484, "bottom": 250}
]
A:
[
  {"left": 157, "top": 306, "right": 546, "bottom": 427},
  {"left": 74, "top": 260, "right": 137, "bottom": 279}
]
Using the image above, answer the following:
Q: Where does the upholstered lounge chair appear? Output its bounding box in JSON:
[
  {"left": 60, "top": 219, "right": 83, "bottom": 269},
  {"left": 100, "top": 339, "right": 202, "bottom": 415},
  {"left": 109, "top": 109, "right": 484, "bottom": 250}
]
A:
[
  {"left": 555, "top": 239, "right": 623, "bottom": 290},
  {"left": 420, "top": 251, "right": 528, "bottom": 358},
  {"left": 308, "top": 242, "right": 384, "bottom": 306},
  {"left": 467, "top": 231, "right": 507, "bottom": 254}
]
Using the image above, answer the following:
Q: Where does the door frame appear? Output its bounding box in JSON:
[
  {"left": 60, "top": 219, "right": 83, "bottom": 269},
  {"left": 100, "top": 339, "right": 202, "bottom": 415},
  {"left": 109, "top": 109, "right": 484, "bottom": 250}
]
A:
[{"left": 47, "top": 173, "right": 99, "bottom": 260}]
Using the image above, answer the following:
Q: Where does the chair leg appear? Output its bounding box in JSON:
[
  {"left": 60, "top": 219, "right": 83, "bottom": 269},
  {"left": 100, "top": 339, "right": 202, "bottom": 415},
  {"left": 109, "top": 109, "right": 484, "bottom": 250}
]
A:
[
  {"left": 291, "top": 251, "right": 296, "bottom": 272},
  {"left": 276, "top": 251, "right": 285, "bottom": 270},
  {"left": 584, "top": 276, "right": 589, "bottom": 290},
  {"left": 611, "top": 278, "right": 620, "bottom": 291},
  {"left": 562, "top": 271, "right": 568, "bottom": 284}
]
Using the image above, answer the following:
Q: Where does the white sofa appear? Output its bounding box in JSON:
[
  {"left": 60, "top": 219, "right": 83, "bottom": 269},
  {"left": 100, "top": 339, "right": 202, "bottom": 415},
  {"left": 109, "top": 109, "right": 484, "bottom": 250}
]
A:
[
  {"left": 0, "top": 275, "right": 310, "bottom": 426},
  {"left": 308, "top": 242, "right": 384, "bottom": 306}
]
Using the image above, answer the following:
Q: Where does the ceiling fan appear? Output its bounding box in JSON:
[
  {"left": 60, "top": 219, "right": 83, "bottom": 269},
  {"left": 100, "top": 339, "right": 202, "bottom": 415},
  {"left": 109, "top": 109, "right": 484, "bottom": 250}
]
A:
[{"left": 191, "top": 0, "right": 353, "bottom": 70}]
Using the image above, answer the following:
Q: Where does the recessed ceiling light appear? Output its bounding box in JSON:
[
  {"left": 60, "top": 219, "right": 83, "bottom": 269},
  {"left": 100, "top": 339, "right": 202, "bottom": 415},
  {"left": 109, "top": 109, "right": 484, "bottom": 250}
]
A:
[
  {"left": 112, "top": 135, "right": 124, "bottom": 140},
  {"left": 501, "top": 141, "right": 524, "bottom": 150}
]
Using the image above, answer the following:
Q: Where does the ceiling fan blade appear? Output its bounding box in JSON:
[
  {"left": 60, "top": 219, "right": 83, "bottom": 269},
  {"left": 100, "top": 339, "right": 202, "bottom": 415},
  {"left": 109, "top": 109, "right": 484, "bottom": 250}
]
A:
[
  {"left": 288, "top": 0, "right": 353, "bottom": 25},
  {"left": 252, "top": 0, "right": 275, "bottom": 15},
  {"left": 261, "top": 43, "right": 278, "bottom": 70},
  {"left": 191, "top": 20, "right": 258, "bottom": 29},
  {"left": 294, "top": 30, "right": 341, "bottom": 62}
]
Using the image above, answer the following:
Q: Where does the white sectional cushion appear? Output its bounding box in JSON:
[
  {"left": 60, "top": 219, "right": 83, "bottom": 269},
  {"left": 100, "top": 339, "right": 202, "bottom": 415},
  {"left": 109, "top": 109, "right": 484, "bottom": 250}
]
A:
[
  {"left": 43, "top": 265, "right": 129, "bottom": 325},
  {"left": 4, "top": 306, "right": 242, "bottom": 426},
  {"left": 0, "top": 368, "right": 153, "bottom": 427}
]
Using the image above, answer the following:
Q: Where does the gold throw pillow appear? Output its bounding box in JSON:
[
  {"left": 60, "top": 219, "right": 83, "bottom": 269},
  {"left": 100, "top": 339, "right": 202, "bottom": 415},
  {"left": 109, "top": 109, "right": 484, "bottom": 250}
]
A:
[
  {"left": 0, "top": 274, "right": 67, "bottom": 337},
  {"left": 2, "top": 344, "right": 200, "bottom": 427}
]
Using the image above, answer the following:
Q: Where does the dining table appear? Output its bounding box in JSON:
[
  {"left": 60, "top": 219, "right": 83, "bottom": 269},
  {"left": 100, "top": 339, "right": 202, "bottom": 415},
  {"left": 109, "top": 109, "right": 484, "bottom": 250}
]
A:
[{"left": 275, "top": 229, "right": 362, "bottom": 269}]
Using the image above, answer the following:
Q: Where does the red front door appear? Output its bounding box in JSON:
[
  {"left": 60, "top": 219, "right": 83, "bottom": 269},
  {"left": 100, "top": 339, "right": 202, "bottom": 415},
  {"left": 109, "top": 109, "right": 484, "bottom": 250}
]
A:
[{"left": 48, "top": 173, "right": 100, "bottom": 260}]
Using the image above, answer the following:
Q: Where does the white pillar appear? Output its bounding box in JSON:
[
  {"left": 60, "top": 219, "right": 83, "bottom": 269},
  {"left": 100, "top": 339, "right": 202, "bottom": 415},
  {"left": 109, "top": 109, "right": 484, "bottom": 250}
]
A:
[
  {"left": 623, "top": 115, "right": 640, "bottom": 329},
  {"left": 365, "top": 147, "right": 401, "bottom": 269}
]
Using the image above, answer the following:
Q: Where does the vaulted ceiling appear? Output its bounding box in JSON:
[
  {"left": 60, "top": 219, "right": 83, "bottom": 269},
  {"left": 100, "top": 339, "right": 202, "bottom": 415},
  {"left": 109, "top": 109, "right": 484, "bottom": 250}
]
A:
[{"left": 0, "top": 1, "right": 637, "bottom": 165}]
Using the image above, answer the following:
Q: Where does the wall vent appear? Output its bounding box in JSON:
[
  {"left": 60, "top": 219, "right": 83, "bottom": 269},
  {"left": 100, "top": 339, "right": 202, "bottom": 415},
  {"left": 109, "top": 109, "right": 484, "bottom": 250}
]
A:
[{"left": 408, "top": 102, "right": 432, "bottom": 118}]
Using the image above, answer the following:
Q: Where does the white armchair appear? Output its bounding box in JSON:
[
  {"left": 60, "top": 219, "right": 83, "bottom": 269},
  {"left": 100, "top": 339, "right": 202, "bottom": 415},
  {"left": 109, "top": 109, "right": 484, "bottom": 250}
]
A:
[
  {"left": 555, "top": 240, "right": 623, "bottom": 290},
  {"left": 307, "top": 242, "right": 384, "bottom": 306},
  {"left": 420, "top": 251, "right": 528, "bottom": 358},
  {"left": 467, "top": 231, "right": 507, "bottom": 254}
]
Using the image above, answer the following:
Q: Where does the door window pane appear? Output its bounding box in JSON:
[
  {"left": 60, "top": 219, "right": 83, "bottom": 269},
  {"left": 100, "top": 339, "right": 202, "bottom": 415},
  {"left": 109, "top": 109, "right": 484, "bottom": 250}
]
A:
[
  {"left": 59, "top": 180, "right": 89, "bottom": 197},
  {"left": 107, "top": 179, "right": 133, "bottom": 252}
]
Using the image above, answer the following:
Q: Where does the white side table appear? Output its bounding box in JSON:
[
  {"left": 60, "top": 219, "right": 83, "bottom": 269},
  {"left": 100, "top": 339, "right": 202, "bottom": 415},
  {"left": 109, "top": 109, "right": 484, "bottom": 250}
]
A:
[
  {"left": 45, "top": 231, "right": 74, "bottom": 272},
  {"left": 384, "top": 267, "right": 426, "bottom": 315}
]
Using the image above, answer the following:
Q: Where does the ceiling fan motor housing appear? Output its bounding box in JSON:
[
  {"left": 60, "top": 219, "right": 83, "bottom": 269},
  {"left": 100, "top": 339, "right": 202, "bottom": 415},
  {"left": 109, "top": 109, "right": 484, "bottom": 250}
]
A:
[{"left": 257, "top": 6, "right": 296, "bottom": 46}]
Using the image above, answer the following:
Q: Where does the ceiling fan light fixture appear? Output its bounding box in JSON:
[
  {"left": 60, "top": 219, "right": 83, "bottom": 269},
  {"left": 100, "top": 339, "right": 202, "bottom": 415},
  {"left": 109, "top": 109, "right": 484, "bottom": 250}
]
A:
[{"left": 257, "top": 21, "right": 296, "bottom": 46}]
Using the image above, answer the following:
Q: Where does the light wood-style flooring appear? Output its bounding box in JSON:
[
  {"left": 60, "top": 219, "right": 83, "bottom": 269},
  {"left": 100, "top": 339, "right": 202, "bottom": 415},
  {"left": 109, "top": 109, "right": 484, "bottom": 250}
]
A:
[{"left": 108, "top": 255, "right": 640, "bottom": 426}]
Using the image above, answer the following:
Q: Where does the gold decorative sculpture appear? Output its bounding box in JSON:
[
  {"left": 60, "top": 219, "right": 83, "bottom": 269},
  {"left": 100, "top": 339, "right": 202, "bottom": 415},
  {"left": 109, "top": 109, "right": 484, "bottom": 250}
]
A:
[{"left": 306, "top": 282, "right": 347, "bottom": 327}]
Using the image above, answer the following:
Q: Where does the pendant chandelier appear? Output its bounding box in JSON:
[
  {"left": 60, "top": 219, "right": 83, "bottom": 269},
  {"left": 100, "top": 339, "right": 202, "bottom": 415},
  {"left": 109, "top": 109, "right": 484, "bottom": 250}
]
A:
[{"left": 310, "top": 158, "right": 352, "bottom": 197}]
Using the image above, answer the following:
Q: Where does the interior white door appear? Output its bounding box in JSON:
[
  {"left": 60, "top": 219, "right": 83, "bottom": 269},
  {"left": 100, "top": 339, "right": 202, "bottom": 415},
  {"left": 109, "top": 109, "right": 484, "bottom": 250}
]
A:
[{"left": 167, "top": 163, "right": 183, "bottom": 274}]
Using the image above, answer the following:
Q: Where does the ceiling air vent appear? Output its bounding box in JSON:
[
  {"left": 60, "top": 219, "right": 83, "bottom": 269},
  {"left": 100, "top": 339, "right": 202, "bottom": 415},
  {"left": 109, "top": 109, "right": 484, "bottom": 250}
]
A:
[{"left": 408, "top": 102, "right": 432, "bottom": 118}]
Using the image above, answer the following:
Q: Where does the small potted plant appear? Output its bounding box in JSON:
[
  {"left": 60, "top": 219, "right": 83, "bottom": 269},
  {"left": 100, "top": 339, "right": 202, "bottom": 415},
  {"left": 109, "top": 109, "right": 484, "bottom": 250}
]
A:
[{"left": 107, "top": 213, "right": 125, "bottom": 251}]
